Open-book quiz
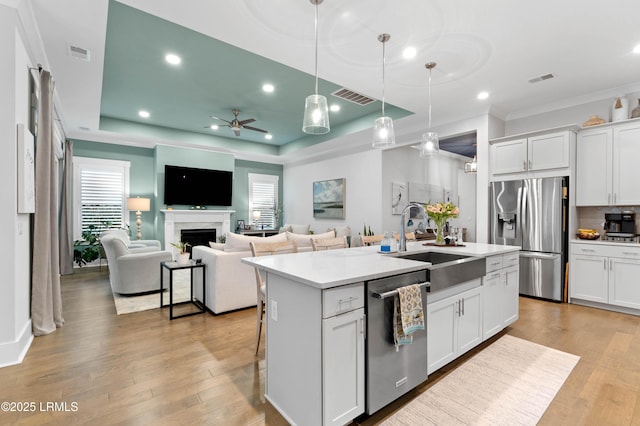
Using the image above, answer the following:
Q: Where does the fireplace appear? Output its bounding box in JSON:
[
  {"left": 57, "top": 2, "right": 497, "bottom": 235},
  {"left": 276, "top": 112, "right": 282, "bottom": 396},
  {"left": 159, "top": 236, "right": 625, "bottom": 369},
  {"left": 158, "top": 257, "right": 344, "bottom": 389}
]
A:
[
  {"left": 181, "top": 228, "right": 216, "bottom": 254},
  {"left": 162, "top": 209, "right": 234, "bottom": 253}
]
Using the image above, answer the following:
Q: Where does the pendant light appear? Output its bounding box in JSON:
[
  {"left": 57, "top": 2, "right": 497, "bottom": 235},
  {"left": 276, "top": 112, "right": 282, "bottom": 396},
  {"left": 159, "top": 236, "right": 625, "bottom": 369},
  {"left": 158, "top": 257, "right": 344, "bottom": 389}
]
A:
[
  {"left": 302, "top": 0, "right": 330, "bottom": 135},
  {"left": 372, "top": 33, "right": 395, "bottom": 148},
  {"left": 419, "top": 62, "right": 439, "bottom": 157}
]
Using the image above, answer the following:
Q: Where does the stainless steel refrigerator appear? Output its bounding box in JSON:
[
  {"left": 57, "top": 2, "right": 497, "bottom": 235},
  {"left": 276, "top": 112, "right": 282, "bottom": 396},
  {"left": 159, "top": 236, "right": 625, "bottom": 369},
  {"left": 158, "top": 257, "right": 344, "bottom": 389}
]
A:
[{"left": 490, "top": 177, "right": 568, "bottom": 301}]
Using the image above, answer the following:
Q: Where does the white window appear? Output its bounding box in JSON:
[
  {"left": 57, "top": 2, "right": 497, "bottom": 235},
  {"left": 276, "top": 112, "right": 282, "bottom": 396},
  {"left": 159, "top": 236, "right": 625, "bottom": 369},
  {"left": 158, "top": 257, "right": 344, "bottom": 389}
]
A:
[
  {"left": 73, "top": 157, "right": 130, "bottom": 240},
  {"left": 248, "top": 173, "right": 279, "bottom": 229}
]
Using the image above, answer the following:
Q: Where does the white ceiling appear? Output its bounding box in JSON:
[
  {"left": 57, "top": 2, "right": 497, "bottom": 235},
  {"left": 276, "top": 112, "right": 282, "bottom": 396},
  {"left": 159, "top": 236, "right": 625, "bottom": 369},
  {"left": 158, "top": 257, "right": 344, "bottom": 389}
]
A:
[{"left": 25, "top": 0, "right": 640, "bottom": 157}]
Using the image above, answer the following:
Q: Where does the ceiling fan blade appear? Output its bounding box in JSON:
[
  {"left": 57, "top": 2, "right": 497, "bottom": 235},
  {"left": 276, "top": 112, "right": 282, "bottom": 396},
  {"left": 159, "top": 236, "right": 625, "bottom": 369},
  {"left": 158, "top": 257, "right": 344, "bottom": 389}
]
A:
[
  {"left": 211, "top": 116, "right": 232, "bottom": 125},
  {"left": 233, "top": 129, "right": 241, "bottom": 137},
  {"left": 243, "top": 125, "right": 268, "bottom": 133},
  {"left": 238, "top": 118, "right": 256, "bottom": 125}
]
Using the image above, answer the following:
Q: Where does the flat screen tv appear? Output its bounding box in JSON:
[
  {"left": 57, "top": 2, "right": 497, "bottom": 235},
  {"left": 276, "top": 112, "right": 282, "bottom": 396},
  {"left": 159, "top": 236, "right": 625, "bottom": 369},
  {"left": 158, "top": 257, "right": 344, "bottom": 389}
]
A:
[{"left": 164, "top": 165, "right": 233, "bottom": 207}]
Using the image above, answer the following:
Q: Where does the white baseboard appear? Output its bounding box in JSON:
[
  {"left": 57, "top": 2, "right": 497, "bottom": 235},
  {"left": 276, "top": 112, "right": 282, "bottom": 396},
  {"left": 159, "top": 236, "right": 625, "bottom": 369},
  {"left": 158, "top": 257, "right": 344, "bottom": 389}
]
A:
[{"left": 0, "top": 320, "right": 33, "bottom": 368}]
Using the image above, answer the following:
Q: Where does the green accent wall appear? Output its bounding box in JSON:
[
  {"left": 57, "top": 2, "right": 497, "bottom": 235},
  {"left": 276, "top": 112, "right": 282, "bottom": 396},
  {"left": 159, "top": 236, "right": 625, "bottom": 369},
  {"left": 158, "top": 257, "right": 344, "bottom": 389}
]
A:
[
  {"left": 234, "top": 160, "right": 284, "bottom": 229},
  {"left": 72, "top": 140, "right": 283, "bottom": 246},
  {"left": 73, "top": 139, "right": 156, "bottom": 239}
]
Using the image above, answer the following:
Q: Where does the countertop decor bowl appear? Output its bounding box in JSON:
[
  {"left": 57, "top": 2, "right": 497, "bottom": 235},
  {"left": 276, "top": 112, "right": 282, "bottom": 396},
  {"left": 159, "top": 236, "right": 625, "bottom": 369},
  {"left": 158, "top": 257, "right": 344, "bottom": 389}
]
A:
[{"left": 577, "top": 232, "right": 600, "bottom": 240}]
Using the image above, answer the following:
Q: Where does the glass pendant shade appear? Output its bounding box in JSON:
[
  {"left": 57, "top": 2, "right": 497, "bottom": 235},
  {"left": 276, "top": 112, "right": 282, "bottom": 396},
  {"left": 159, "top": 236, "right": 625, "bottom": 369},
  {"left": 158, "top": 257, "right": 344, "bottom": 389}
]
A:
[
  {"left": 302, "top": 94, "right": 330, "bottom": 134},
  {"left": 372, "top": 33, "right": 395, "bottom": 148},
  {"left": 419, "top": 131, "right": 439, "bottom": 157},
  {"left": 372, "top": 116, "right": 395, "bottom": 147}
]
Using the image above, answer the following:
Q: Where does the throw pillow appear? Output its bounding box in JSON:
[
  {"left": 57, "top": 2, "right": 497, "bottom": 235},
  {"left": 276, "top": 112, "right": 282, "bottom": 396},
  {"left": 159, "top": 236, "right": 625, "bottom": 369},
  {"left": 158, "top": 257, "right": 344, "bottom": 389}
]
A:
[
  {"left": 290, "top": 224, "right": 311, "bottom": 234},
  {"left": 330, "top": 225, "right": 351, "bottom": 238},
  {"left": 278, "top": 224, "right": 293, "bottom": 233},
  {"left": 224, "top": 232, "right": 287, "bottom": 253},
  {"left": 209, "top": 242, "right": 225, "bottom": 251}
]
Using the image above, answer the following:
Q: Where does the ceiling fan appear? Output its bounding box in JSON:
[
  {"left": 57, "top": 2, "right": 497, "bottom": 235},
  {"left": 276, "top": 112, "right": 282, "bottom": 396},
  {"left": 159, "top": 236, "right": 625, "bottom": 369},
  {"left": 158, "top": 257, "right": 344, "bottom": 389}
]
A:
[{"left": 210, "top": 109, "right": 268, "bottom": 137}]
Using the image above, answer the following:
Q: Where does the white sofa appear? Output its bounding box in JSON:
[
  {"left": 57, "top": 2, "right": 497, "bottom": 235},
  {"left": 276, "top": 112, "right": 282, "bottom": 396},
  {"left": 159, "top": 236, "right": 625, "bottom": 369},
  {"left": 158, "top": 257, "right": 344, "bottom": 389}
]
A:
[{"left": 191, "top": 229, "right": 335, "bottom": 314}]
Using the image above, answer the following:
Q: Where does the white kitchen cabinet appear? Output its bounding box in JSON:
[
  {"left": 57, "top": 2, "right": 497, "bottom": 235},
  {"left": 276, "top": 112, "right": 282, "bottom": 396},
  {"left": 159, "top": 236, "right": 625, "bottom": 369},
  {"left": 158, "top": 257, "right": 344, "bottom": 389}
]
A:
[
  {"left": 323, "top": 308, "right": 365, "bottom": 426},
  {"left": 570, "top": 253, "right": 608, "bottom": 302},
  {"left": 576, "top": 120, "right": 640, "bottom": 206},
  {"left": 609, "top": 258, "right": 640, "bottom": 310},
  {"left": 265, "top": 277, "right": 364, "bottom": 426},
  {"left": 427, "top": 283, "right": 482, "bottom": 374},
  {"left": 482, "top": 253, "right": 520, "bottom": 340},
  {"left": 490, "top": 130, "right": 573, "bottom": 179},
  {"left": 570, "top": 242, "right": 640, "bottom": 312}
]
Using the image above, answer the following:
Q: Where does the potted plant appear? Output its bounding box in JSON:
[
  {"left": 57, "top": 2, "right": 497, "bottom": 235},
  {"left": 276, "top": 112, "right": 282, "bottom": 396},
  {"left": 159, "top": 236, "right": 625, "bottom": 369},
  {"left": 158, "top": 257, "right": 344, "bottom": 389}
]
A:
[
  {"left": 73, "top": 224, "right": 101, "bottom": 267},
  {"left": 170, "top": 241, "right": 191, "bottom": 265}
]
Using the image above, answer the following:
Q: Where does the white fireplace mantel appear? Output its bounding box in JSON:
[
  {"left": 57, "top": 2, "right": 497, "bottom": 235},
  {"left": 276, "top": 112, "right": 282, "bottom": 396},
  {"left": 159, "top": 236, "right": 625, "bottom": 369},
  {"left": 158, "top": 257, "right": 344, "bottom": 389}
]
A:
[{"left": 162, "top": 209, "right": 234, "bottom": 251}]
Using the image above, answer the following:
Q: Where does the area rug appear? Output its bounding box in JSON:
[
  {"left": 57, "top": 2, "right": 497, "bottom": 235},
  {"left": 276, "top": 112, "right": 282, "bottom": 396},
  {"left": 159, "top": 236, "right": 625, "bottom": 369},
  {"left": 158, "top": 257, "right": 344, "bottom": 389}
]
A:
[
  {"left": 112, "top": 269, "right": 192, "bottom": 315},
  {"left": 381, "top": 335, "right": 580, "bottom": 426}
]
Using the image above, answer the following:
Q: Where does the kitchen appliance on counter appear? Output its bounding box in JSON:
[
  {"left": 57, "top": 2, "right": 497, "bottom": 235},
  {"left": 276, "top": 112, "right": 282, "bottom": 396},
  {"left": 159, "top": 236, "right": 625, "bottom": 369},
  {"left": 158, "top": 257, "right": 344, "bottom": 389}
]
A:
[
  {"left": 490, "top": 177, "right": 568, "bottom": 301},
  {"left": 365, "top": 270, "right": 429, "bottom": 414},
  {"left": 603, "top": 211, "right": 638, "bottom": 242}
]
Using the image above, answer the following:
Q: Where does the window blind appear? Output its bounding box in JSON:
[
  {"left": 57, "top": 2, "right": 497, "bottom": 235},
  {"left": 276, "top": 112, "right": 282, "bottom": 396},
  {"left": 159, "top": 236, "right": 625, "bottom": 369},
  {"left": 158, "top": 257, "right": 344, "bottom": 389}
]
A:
[{"left": 249, "top": 174, "right": 279, "bottom": 229}]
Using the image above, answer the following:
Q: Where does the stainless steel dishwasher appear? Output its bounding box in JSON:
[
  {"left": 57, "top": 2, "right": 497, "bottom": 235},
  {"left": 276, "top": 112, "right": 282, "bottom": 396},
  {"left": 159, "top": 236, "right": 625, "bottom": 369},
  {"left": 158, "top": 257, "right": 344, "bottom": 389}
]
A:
[{"left": 365, "top": 269, "right": 429, "bottom": 414}]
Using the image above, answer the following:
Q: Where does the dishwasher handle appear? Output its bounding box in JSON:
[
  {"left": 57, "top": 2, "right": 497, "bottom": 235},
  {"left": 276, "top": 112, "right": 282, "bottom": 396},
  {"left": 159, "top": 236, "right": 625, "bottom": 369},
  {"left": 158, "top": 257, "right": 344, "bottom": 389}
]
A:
[{"left": 371, "top": 282, "right": 430, "bottom": 299}]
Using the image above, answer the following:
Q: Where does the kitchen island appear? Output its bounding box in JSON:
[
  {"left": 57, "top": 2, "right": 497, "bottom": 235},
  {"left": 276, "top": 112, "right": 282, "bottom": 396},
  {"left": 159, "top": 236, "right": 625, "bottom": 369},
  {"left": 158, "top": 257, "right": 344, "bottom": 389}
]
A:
[{"left": 242, "top": 242, "right": 520, "bottom": 426}]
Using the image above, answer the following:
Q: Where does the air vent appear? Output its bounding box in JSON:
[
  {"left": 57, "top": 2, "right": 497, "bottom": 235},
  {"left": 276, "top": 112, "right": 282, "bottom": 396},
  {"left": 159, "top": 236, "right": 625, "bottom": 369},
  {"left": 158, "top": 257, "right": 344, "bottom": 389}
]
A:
[
  {"left": 528, "top": 73, "right": 555, "bottom": 84},
  {"left": 331, "top": 88, "right": 376, "bottom": 106},
  {"left": 67, "top": 44, "right": 91, "bottom": 61}
]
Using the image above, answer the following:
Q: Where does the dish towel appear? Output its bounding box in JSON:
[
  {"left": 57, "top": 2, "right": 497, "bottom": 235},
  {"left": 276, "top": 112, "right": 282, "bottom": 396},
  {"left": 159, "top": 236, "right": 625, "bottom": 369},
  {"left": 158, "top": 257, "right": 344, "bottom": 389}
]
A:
[{"left": 394, "top": 284, "right": 425, "bottom": 351}]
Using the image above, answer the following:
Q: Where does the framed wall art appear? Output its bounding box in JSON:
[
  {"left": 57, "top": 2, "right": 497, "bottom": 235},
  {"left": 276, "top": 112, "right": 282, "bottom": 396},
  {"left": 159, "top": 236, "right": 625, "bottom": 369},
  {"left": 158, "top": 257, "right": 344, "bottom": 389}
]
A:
[
  {"left": 391, "top": 181, "right": 407, "bottom": 215},
  {"left": 313, "top": 178, "right": 345, "bottom": 219}
]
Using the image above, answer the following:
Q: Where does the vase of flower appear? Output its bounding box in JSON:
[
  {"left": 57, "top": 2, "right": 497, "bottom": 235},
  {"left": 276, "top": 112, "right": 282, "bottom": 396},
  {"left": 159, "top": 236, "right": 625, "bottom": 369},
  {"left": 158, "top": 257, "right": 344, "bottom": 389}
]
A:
[
  {"left": 425, "top": 201, "right": 460, "bottom": 246},
  {"left": 170, "top": 241, "right": 191, "bottom": 265},
  {"left": 433, "top": 217, "right": 447, "bottom": 245}
]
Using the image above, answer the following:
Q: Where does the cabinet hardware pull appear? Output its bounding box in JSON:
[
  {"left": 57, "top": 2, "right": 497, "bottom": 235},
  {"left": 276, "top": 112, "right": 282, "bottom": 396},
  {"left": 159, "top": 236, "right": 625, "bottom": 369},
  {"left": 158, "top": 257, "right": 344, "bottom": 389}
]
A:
[
  {"left": 528, "top": 160, "right": 532, "bottom": 169},
  {"left": 610, "top": 259, "right": 613, "bottom": 271},
  {"left": 604, "top": 259, "right": 607, "bottom": 269},
  {"left": 457, "top": 299, "right": 461, "bottom": 317},
  {"left": 523, "top": 161, "right": 527, "bottom": 170},
  {"left": 608, "top": 193, "right": 611, "bottom": 204},
  {"left": 581, "top": 249, "right": 595, "bottom": 252},
  {"left": 623, "top": 252, "right": 639, "bottom": 256},
  {"left": 361, "top": 315, "right": 366, "bottom": 339},
  {"left": 462, "top": 298, "right": 465, "bottom": 316}
]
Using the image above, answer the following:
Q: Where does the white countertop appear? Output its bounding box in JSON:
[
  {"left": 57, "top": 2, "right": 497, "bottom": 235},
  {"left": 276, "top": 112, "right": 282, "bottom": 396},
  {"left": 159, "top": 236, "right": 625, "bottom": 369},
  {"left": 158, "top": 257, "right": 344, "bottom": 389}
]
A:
[
  {"left": 571, "top": 238, "right": 640, "bottom": 247},
  {"left": 242, "top": 242, "right": 521, "bottom": 289}
]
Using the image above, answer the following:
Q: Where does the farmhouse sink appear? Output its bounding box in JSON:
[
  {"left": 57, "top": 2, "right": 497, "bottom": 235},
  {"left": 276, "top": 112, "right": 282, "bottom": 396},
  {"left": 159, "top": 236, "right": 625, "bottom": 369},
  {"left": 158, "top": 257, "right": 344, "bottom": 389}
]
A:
[{"left": 395, "top": 251, "right": 486, "bottom": 292}]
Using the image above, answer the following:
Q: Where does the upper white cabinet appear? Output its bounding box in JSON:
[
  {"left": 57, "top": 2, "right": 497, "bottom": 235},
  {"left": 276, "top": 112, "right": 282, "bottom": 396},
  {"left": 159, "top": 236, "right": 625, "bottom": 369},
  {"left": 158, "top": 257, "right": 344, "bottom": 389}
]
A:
[
  {"left": 490, "top": 128, "right": 575, "bottom": 180},
  {"left": 576, "top": 120, "right": 640, "bottom": 206}
]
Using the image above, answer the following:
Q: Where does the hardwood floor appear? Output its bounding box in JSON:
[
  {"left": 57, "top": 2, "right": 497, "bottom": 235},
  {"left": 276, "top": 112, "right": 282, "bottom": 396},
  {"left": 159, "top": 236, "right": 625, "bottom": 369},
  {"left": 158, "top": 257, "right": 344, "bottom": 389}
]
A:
[{"left": 2, "top": 269, "right": 640, "bottom": 425}]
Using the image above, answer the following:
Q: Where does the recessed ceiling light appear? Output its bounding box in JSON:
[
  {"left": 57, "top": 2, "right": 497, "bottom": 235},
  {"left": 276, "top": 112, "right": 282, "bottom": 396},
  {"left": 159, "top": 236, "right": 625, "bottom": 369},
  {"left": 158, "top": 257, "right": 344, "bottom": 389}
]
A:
[
  {"left": 330, "top": 104, "right": 341, "bottom": 112},
  {"left": 262, "top": 83, "right": 275, "bottom": 93},
  {"left": 265, "top": 134, "right": 273, "bottom": 140},
  {"left": 165, "top": 53, "right": 181, "bottom": 65},
  {"left": 477, "top": 91, "right": 490, "bottom": 100},
  {"left": 210, "top": 124, "right": 219, "bottom": 130},
  {"left": 138, "top": 110, "right": 150, "bottom": 118},
  {"left": 633, "top": 44, "right": 640, "bottom": 54},
  {"left": 402, "top": 47, "right": 417, "bottom": 60}
]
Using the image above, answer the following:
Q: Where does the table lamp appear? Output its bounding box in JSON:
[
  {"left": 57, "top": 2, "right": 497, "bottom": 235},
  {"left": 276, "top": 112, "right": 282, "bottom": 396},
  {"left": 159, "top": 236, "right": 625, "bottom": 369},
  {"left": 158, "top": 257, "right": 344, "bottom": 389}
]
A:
[
  {"left": 127, "top": 196, "right": 150, "bottom": 240},
  {"left": 252, "top": 210, "right": 261, "bottom": 228}
]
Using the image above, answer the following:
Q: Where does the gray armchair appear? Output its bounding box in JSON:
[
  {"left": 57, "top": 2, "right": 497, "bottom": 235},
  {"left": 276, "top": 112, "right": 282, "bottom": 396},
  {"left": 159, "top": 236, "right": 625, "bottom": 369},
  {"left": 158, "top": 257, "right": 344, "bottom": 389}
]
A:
[{"left": 101, "top": 233, "right": 172, "bottom": 295}]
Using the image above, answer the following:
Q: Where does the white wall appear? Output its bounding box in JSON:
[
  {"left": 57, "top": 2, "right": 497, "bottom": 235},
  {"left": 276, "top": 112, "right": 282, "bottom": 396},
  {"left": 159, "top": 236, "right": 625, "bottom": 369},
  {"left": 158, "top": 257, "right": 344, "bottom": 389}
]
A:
[
  {"left": 505, "top": 91, "right": 640, "bottom": 136},
  {"left": 381, "top": 146, "right": 473, "bottom": 237},
  {"left": 0, "top": 4, "right": 33, "bottom": 367},
  {"left": 283, "top": 148, "right": 383, "bottom": 237}
]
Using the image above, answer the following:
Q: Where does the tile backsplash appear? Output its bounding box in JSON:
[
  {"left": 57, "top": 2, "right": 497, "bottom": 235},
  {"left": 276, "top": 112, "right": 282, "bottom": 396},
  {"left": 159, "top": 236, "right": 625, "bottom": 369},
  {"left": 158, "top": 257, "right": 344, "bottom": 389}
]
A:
[{"left": 576, "top": 206, "right": 639, "bottom": 234}]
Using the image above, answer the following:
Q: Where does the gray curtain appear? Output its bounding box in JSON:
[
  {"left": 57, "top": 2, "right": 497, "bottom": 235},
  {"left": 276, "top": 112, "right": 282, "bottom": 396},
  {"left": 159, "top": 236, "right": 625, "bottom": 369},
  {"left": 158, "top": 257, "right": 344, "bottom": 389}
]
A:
[
  {"left": 59, "top": 140, "right": 73, "bottom": 275},
  {"left": 31, "top": 70, "right": 64, "bottom": 335}
]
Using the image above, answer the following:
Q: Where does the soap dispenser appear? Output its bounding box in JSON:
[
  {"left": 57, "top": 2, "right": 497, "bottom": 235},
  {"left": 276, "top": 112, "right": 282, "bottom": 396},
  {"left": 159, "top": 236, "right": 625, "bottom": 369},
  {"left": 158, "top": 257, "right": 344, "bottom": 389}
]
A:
[{"left": 380, "top": 232, "right": 392, "bottom": 252}]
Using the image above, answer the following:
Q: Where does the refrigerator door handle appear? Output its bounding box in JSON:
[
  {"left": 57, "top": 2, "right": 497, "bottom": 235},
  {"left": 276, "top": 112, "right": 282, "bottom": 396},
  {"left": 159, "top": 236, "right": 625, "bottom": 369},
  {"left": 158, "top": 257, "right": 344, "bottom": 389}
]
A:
[{"left": 520, "top": 251, "right": 559, "bottom": 259}]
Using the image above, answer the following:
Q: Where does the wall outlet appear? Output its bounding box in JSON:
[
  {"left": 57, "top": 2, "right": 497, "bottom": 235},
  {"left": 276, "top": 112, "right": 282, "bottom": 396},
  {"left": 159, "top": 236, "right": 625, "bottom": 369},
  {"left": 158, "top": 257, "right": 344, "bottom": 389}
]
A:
[{"left": 271, "top": 300, "right": 278, "bottom": 321}]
